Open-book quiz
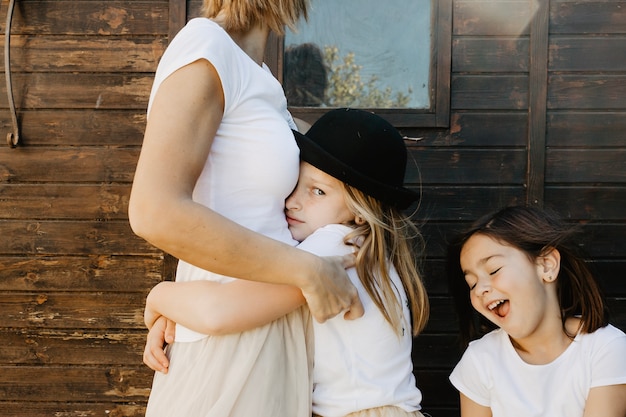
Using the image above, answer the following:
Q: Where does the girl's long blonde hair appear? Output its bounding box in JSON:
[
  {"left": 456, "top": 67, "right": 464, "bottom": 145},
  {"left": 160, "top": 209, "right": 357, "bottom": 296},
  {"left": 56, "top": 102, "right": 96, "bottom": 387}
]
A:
[
  {"left": 342, "top": 185, "right": 430, "bottom": 337},
  {"left": 202, "top": 0, "right": 308, "bottom": 35}
]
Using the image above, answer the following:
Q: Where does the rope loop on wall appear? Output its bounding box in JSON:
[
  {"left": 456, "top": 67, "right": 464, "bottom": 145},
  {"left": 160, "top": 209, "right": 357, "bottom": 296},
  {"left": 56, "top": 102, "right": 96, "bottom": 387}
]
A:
[{"left": 5, "top": 0, "right": 20, "bottom": 148}]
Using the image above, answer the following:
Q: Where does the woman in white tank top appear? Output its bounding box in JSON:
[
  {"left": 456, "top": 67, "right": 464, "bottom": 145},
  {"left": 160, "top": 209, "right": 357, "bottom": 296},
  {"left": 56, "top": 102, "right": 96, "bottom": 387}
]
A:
[{"left": 128, "top": 1, "right": 364, "bottom": 415}]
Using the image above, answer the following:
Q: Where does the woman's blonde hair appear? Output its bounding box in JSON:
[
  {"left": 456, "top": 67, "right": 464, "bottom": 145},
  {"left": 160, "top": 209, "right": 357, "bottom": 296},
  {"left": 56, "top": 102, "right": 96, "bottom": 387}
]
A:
[
  {"left": 342, "top": 185, "right": 430, "bottom": 337},
  {"left": 202, "top": 0, "right": 308, "bottom": 35}
]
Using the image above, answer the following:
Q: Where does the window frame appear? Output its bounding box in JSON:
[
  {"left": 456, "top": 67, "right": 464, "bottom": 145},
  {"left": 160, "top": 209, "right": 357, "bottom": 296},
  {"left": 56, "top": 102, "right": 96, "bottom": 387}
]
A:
[{"left": 265, "top": 0, "right": 451, "bottom": 128}]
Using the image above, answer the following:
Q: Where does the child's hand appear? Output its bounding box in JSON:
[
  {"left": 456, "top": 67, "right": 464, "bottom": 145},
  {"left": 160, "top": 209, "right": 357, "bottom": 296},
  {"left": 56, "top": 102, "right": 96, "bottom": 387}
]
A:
[{"left": 143, "top": 316, "right": 175, "bottom": 373}]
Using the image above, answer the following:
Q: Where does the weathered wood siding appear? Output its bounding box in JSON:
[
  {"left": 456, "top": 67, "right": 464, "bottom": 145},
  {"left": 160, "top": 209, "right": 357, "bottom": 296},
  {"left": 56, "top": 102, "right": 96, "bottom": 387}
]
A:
[
  {"left": 0, "top": 1, "right": 624, "bottom": 416},
  {"left": 0, "top": 1, "right": 167, "bottom": 415}
]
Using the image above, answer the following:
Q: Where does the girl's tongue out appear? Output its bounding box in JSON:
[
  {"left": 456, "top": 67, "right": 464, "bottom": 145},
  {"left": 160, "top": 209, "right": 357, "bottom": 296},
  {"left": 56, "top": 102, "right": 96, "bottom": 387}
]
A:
[{"left": 494, "top": 300, "right": 510, "bottom": 317}]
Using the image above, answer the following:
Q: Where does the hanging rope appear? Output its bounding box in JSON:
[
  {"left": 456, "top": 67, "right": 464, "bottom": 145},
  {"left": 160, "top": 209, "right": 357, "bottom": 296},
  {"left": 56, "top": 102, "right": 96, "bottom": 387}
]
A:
[{"left": 5, "top": 0, "right": 20, "bottom": 147}]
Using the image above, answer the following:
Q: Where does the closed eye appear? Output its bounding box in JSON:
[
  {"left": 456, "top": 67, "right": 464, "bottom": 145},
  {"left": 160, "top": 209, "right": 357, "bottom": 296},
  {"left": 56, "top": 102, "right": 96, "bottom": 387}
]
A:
[
  {"left": 489, "top": 267, "right": 502, "bottom": 276},
  {"left": 465, "top": 276, "right": 477, "bottom": 290}
]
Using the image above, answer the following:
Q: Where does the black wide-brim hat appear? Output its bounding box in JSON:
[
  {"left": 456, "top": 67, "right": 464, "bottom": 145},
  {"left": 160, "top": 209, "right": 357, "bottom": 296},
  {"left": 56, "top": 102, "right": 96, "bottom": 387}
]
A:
[{"left": 293, "top": 108, "right": 419, "bottom": 209}]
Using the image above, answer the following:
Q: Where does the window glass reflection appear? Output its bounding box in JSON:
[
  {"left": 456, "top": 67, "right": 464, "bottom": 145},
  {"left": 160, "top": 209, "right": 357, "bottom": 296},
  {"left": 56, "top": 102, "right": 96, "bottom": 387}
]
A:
[{"left": 284, "top": 0, "right": 431, "bottom": 109}]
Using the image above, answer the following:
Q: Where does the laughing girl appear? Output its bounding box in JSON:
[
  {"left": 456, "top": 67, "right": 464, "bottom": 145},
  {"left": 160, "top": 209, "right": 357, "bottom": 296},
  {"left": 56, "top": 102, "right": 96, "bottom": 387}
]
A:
[{"left": 447, "top": 205, "right": 626, "bottom": 417}]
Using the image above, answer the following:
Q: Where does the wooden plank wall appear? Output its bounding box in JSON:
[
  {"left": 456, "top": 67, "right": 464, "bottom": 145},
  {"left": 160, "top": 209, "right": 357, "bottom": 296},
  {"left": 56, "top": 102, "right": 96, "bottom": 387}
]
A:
[
  {"left": 0, "top": 0, "right": 624, "bottom": 416},
  {"left": 0, "top": 1, "right": 168, "bottom": 415}
]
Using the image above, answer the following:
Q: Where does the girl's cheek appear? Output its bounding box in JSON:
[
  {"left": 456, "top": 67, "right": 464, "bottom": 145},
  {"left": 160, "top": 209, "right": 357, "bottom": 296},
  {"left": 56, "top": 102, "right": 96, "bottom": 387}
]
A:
[{"left": 469, "top": 295, "right": 482, "bottom": 312}]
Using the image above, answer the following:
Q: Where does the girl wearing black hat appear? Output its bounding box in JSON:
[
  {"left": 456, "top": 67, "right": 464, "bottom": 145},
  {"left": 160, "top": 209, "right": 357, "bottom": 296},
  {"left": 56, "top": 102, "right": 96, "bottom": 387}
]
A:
[
  {"left": 144, "top": 108, "right": 430, "bottom": 417},
  {"left": 129, "top": 0, "right": 363, "bottom": 415}
]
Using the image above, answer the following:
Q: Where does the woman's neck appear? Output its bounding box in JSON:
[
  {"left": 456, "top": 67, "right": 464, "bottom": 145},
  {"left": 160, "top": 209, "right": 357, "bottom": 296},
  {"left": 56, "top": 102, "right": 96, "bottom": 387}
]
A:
[{"left": 227, "top": 25, "right": 270, "bottom": 66}]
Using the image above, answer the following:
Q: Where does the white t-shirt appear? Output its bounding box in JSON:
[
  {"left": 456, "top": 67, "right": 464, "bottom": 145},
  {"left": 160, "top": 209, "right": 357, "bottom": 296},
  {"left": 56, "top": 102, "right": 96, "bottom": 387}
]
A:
[
  {"left": 297, "top": 224, "right": 423, "bottom": 417},
  {"left": 147, "top": 18, "right": 300, "bottom": 342},
  {"left": 449, "top": 325, "right": 626, "bottom": 417}
]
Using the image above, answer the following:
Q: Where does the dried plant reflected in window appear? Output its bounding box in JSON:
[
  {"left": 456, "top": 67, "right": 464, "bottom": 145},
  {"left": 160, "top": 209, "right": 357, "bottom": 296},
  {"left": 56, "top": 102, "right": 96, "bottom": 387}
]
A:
[{"left": 284, "top": 0, "right": 432, "bottom": 109}]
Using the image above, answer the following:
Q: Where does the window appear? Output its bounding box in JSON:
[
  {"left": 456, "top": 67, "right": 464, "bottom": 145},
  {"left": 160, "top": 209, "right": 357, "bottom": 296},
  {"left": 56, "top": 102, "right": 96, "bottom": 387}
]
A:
[{"left": 267, "top": 0, "right": 451, "bottom": 127}]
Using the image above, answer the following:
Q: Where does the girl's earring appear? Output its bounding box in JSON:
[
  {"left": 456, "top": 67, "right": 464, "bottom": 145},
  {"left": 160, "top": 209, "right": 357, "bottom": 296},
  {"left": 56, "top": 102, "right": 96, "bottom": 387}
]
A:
[{"left": 355, "top": 216, "right": 365, "bottom": 225}]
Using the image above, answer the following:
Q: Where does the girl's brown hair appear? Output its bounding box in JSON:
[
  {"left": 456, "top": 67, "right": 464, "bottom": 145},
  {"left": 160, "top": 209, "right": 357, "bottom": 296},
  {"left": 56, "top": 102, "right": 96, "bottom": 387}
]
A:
[
  {"left": 342, "top": 185, "right": 430, "bottom": 337},
  {"left": 202, "top": 0, "right": 308, "bottom": 35},
  {"left": 447, "top": 205, "right": 609, "bottom": 348}
]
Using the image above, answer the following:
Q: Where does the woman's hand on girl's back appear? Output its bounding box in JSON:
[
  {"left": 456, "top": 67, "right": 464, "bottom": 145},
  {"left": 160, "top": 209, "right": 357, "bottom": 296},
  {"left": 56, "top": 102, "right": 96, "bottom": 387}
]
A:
[{"left": 302, "top": 253, "right": 364, "bottom": 323}]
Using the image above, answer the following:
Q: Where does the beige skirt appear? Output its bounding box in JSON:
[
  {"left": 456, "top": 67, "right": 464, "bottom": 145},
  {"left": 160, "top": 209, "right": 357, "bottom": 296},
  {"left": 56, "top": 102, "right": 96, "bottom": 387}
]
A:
[
  {"left": 145, "top": 305, "right": 313, "bottom": 417},
  {"left": 314, "top": 406, "right": 426, "bottom": 417}
]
